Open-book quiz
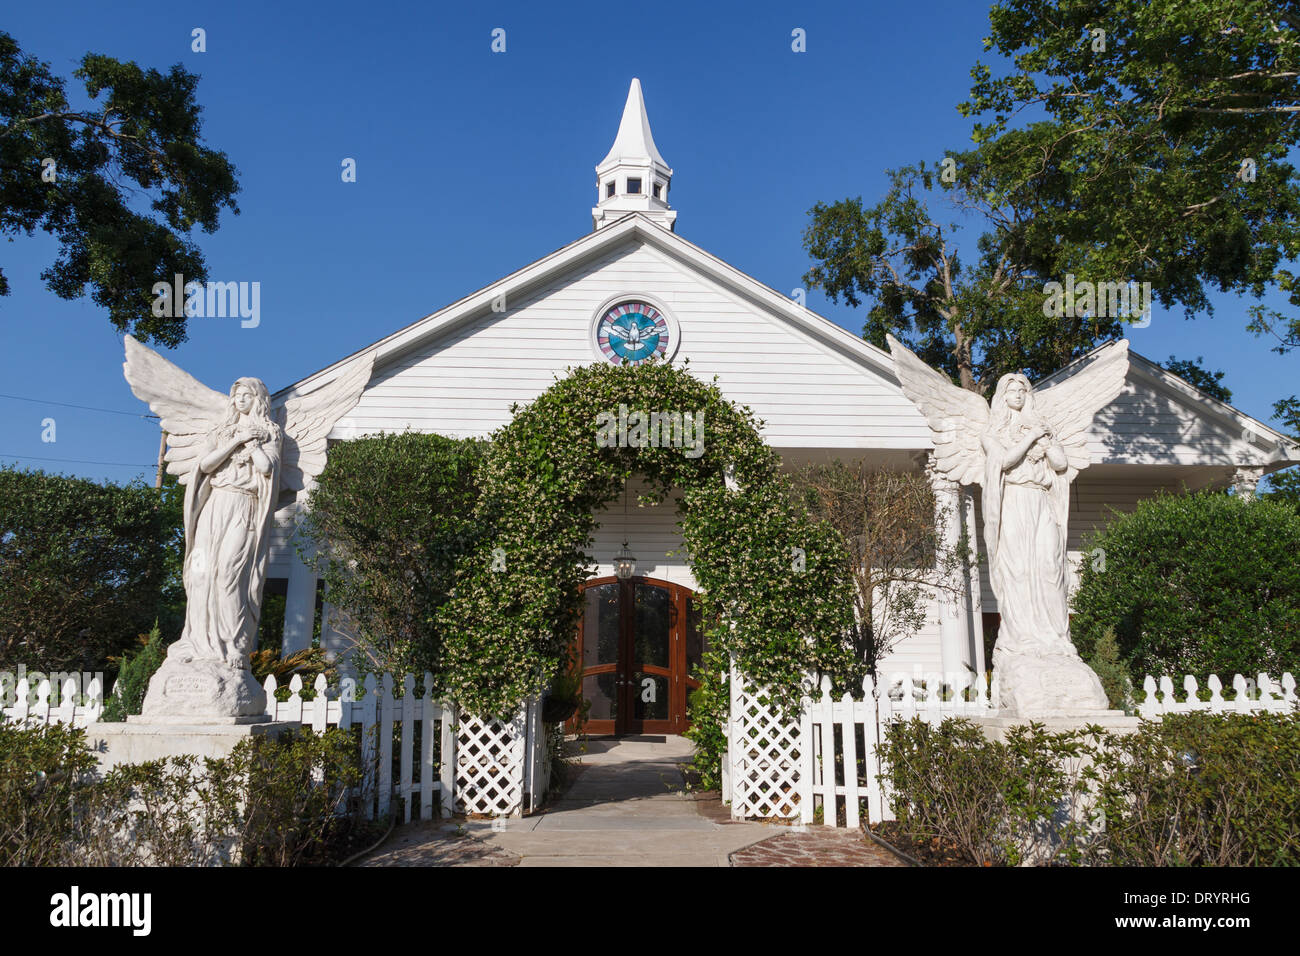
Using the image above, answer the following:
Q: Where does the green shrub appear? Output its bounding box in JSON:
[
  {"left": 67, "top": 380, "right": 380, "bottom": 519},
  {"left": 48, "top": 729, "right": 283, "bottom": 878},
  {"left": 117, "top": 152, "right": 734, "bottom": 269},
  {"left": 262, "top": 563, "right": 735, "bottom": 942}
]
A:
[
  {"left": 1071, "top": 491, "right": 1300, "bottom": 680},
  {"left": 881, "top": 711, "right": 1300, "bottom": 867},
  {"left": 236, "top": 728, "right": 365, "bottom": 866},
  {"left": 1094, "top": 711, "right": 1300, "bottom": 866},
  {"left": 684, "top": 648, "right": 730, "bottom": 791},
  {"left": 0, "top": 466, "right": 175, "bottom": 672},
  {"left": 101, "top": 625, "right": 167, "bottom": 722},
  {"left": 0, "top": 722, "right": 99, "bottom": 866},
  {"left": 0, "top": 722, "right": 368, "bottom": 866},
  {"left": 304, "top": 432, "right": 488, "bottom": 677},
  {"left": 879, "top": 717, "right": 1100, "bottom": 866}
]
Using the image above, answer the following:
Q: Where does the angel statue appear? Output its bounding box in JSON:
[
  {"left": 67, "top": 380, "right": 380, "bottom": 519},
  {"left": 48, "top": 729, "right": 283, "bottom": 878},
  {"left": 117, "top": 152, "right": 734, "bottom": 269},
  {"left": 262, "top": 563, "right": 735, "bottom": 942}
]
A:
[
  {"left": 123, "top": 336, "right": 373, "bottom": 720},
  {"left": 886, "top": 334, "right": 1129, "bottom": 716}
]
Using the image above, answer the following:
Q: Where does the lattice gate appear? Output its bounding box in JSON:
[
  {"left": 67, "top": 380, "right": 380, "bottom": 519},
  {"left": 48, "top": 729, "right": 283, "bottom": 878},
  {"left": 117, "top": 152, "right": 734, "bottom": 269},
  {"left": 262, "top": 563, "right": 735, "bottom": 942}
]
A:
[
  {"left": 454, "top": 709, "right": 529, "bottom": 817},
  {"left": 727, "top": 666, "right": 807, "bottom": 819}
]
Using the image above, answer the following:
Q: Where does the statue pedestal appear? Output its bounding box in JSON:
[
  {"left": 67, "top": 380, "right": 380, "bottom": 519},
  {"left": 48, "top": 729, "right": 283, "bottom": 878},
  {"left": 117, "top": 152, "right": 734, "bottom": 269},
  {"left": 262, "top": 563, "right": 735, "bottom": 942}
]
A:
[
  {"left": 993, "top": 650, "right": 1110, "bottom": 717},
  {"left": 968, "top": 711, "right": 1142, "bottom": 742},
  {"left": 87, "top": 719, "right": 300, "bottom": 773},
  {"left": 141, "top": 657, "right": 268, "bottom": 720}
]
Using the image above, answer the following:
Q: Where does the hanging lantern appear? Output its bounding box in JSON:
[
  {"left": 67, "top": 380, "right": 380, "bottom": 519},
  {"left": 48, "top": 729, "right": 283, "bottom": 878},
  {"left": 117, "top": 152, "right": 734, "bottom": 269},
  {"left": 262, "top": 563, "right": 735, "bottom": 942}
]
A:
[{"left": 613, "top": 539, "right": 636, "bottom": 580}]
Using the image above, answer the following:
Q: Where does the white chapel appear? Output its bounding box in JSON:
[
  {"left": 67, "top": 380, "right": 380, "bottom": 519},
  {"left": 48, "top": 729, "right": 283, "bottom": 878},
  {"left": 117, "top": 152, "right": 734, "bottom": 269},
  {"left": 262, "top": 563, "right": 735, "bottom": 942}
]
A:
[{"left": 263, "top": 79, "right": 1300, "bottom": 733}]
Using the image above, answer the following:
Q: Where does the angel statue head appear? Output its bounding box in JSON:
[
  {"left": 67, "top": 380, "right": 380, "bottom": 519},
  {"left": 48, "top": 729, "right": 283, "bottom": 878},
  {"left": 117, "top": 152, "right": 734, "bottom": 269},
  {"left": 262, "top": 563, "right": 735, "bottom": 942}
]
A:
[
  {"left": 224, "top": 377, "right": 275, "bottom": 428},
  {"left": 989, "top": 373, "right": 1038, "bottom": 426}
]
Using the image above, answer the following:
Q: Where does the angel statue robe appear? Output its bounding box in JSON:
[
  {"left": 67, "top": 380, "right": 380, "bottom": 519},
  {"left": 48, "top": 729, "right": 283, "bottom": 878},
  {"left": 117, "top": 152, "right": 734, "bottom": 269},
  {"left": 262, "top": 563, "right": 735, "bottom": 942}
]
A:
[{"left": 175, "top": 421, "right": 283, "bottom": 666}]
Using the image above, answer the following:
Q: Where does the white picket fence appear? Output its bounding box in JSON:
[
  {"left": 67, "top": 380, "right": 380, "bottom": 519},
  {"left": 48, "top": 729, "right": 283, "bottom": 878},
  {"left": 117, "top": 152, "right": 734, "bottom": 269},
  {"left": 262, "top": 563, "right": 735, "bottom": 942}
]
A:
[
  {"left": 1136, "top": 672, "right": 1297, "bottom": 717},
  {"left": 2, "top": 669, "right": 550, "bottom": 821},
  {"left": 0, "top": 675, "right": 105, "bottom": 727},
  {"left": 728, "top": 669, "right": 1299, "bottom": 828}
]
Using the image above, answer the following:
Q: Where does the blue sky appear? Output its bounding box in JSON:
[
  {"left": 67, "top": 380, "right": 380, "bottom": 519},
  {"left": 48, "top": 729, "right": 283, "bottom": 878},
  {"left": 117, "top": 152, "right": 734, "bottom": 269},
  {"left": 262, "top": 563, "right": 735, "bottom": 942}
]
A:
[{"left": 2, "top": 0, "right": 1297, "bottom": 484}]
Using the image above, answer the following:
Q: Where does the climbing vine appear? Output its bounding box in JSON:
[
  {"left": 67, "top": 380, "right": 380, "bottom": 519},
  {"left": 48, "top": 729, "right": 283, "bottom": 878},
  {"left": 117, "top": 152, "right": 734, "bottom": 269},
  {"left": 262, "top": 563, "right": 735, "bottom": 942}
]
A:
[{"left": 438, "top": 360, "right": 857, "bottom": 717}]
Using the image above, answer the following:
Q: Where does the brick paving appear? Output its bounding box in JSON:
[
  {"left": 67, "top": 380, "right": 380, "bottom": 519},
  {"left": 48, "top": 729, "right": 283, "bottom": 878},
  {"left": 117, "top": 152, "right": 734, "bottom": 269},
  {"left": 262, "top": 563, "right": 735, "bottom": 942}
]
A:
[{"left": 729, "top": 827, "right": 909, "bottom": 867}]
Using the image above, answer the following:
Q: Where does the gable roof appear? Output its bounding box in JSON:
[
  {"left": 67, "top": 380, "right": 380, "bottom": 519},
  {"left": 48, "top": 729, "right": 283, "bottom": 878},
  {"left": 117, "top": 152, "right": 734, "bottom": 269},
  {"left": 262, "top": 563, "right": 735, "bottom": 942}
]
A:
[
  {"left": 273, "top": 213, "right": 902, "bottom": 401},
  {"left": 1036, "top": 339, "right": 1300, "bottom": 469}
]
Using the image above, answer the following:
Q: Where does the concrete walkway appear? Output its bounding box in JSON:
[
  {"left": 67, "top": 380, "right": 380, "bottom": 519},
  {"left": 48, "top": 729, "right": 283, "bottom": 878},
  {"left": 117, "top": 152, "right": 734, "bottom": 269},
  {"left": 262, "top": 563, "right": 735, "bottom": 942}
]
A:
[{"left": 465, "top": 735, "right": 772, "bottom": 867}]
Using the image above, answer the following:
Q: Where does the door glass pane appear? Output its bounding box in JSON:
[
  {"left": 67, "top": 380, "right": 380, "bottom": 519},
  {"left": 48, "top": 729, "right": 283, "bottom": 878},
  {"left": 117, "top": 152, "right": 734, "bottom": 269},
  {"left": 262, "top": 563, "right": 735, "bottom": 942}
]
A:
[
  {"left": 631, "top": 671, "right": 669, "bottom": 722},
  {"left": 633, "top": 583, "right": 670, "bottom": 669},
  {"left": 582, "top": 673, "right": 618, "bottom": 722},
  {"left": 583, "top": 583, "right": 621, "bottom": 668}
]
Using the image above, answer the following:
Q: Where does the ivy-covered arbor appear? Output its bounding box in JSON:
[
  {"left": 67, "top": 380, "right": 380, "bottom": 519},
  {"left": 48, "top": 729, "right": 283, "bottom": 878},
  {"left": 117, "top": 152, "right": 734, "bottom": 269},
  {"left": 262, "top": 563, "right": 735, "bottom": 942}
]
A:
[{"left": 438, "top": 360, "right": 856, "bottom": 718}]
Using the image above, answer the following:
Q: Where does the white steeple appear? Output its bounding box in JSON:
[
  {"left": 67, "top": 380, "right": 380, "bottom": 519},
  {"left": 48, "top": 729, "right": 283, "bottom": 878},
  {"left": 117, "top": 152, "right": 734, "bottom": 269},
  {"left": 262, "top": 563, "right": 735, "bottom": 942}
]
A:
[{"left": 592, "top": 78, "right": 676, "bottom": 232}]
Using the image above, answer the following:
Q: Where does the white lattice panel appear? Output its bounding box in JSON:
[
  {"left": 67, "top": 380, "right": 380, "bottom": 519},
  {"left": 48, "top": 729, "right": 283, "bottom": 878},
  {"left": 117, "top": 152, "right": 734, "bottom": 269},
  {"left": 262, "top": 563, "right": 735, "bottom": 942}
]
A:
[
  {"left": 729, "top": 675, "right": 804, "bottom": 819},
  {"left": 455, "top": 711, "right": 527, "bottom": 817}
]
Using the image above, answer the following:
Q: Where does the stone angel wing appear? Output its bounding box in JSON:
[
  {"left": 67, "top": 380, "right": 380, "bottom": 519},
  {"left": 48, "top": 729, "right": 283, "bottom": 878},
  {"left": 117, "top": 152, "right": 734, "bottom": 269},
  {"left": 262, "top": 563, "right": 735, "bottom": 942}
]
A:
[
  {"left": 274, "top": 353, "right": 375, "bottom": 495},
  {"left": 886, "top": 334, "right": 990, "bottom": 486},
  {"left": 123, "top": 335, "right": 232, "bottom": 485},
  {"left": 1033, "top": 341, "right": 1130, "bottom": 482}
]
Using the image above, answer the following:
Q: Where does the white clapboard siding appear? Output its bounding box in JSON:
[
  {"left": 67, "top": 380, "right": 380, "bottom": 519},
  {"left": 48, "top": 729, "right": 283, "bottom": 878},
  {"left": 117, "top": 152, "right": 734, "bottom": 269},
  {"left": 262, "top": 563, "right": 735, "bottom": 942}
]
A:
[
  {"left": 331, "top": 238, "right": 931, "bottom": 450},
  {"left": 1081, "top": 378, "right": 1264, "bottom": 466}
]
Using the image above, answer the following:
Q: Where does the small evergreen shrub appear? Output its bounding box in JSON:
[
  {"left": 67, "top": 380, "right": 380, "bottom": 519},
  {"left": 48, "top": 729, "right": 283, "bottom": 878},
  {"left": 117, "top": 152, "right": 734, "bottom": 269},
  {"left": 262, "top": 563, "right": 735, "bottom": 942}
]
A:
[
  {"left": 0, "top": 723, "right": 368, "bottom": 866},
  {"left": 1088, "top": 627, "right": 1132, "bottom": 712},
  {"left": 881, "top": 712, "right": 1300, "bottom": 866},
  {"left": 101, "top": 625, "right": 167, "bottom": 722}
]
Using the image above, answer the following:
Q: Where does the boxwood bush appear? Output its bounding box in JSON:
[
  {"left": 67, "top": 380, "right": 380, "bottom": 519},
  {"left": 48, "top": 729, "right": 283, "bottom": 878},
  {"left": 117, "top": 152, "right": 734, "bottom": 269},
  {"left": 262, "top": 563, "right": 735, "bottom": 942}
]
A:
[
  {"left": 0, "top": 722, "right": 370, "bottom": 866},
  {"left": 879, "top": 712, "right": 1300, "bottom": 866},
  {"left": 1071, "top": 491, "right": 1300, "bottom": 681}
]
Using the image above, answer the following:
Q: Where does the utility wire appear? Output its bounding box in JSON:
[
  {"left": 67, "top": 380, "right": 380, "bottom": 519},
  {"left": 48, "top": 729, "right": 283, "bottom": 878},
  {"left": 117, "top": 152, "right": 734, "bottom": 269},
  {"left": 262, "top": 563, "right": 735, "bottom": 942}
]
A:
[
  {"left": 0, "top": 392, "right": 158, "bottom": 420},
  {"left": 0, "top": 453, "right": 154, "bottom": 469}
]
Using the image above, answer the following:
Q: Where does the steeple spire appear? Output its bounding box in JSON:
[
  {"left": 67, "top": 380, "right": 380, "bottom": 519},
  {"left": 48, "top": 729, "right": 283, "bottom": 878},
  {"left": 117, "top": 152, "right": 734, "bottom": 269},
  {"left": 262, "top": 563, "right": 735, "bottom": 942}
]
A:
[{"left": 593, "top": 78, "right": 676, "bottom": 232}]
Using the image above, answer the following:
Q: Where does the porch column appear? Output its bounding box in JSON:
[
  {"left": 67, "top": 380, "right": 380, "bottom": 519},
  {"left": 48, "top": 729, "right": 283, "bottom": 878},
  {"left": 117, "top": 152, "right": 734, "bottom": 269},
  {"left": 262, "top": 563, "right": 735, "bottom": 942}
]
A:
[
  {"left": 962, "top": 486, "right": 986, "bottom": 676},
  {"left": 1233, "top": 466, "right": 1265, "bottom": 501},
  {"left": 928, "top": 456, "right": 970, "bottom": 685},
  {"left": 282, "top": 513, "right": 318, "bottom": 655}
]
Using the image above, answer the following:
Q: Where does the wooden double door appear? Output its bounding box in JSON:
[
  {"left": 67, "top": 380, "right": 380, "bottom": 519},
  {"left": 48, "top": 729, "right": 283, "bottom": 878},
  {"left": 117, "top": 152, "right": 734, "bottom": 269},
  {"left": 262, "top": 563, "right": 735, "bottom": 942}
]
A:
[{"left": 572, "top": 576, "right": 703, "bottom": 736}]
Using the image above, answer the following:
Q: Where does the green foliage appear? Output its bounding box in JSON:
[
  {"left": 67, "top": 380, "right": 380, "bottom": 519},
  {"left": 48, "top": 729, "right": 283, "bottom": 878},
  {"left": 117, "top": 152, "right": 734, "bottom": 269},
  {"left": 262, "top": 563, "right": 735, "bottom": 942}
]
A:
[
  {"left": 805, "top": 3, "right": 1300, "bottom": 395},
  {"left": 439, "top": 360, "right": 856, "bottom": 717},
  {"left": 1263, "top": 395, "right": 1300, "bottom": 512},
  {"left": 249, "top": 646, "right": 336, "bottom": 688},
  {"left": 1071, "top": 491, "right": 1300, "bottom": 680},
  {"left": 234, "top": 728, "right": 365, "bottom": 866},
  {"left": 963, "top": 1, "right": 1300, "bottom": 344},
  {"left": 101, "top": 623, "right": 167, "bottom": 722},
  {"left": 802, "top": 162, "right": 1126, "bottom": 394},
  {"left": 683, "top": 648, "right": 730, "bottom": 791},
  {"left": 0, "top": 31, "right": 240, "bottom": 346},
  {"left": 880, "top": 717, "right": 1101, "bottom": 866},
  {"left": 882, "top": 711, "right": 1300, "bottom": 867},
  {"left": 0, "top": 722, "right": 367, "bottom": 866},
  {"left": 1089, "top": 627, "right": 1132, "bottom": 713},
  {"left": 304, "top": 432, "right": 489, "bottom": 676},
  {"left": 1094, "top": 712, "right": 1300, "bottom": 866},
  {"left": 0, "top": 722, "right": 99, "bottom": 866},
  {"left": 0, "top": 466, "right": 170, "bottom": 671}
]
